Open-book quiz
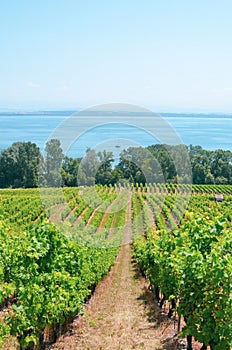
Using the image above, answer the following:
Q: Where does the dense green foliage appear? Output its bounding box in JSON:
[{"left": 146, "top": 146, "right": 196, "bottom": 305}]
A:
[
  {"left": 0, "top": 186, "right": 127, "bottom": 348},
  {"left": 133, "top": 188, "right": 232, "bottom": 349},
  {"left": 0, "top": 142, "right": 41, "bottom": 188},
  {"left": 1, "top": 140, "right": 232, "bottom": 188},
  {"left": 0, "top": 185, "right": 231, "bottom": 349}
]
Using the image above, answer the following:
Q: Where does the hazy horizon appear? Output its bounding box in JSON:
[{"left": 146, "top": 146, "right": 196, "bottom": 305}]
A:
[{"left": 1, "top": 107, "right": 232, "bottom": 115}]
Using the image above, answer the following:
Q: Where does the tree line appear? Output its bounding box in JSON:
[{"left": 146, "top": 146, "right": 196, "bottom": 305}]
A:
[{"left": 0, "top": 140, "right": 232, "bottom": 188}]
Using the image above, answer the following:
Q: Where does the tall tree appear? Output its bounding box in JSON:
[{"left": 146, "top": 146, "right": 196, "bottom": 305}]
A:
[
  {"left": 77, "top": 149, "right": 99, "bottom": 186},
  {"left": 116, "top": 146, "right": 162, "bottom": 185},
  {"left": 44, "top": 139, "right": 64, "bottom": 187},
  {"left": 95, "top": 150, "right": 114, "bottom": 185},
  {"left": 0, "top": 142, "right": 41, "bottom": 188},
  {"left": 61, "top": 156, "right": 81, "bottom": 187}
]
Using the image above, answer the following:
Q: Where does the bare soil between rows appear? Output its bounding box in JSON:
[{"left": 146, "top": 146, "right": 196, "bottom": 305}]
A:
[
  {"left": 49, "top": 244, "right": 181, "bottom": 350},
  {"left": 1, "top": 193, "right": 203, "bottom": 350},
  {"left": 49, "top": 197, "right": 190, "bottom": 350}
]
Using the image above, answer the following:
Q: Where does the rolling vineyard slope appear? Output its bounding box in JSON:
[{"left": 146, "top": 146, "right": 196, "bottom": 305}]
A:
[
  {"left": 0, "top": 187, "right": 128, "bottom": 349},
  {"left": 0, "top": 184, "right": 231, "bottom": 349},
  {"left": 133, "top": 185, "right": 232, "bottom": 350}
]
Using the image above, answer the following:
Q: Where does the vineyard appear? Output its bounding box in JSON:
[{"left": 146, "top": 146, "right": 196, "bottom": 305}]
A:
[{"left": 0, "top": 184, "right": 231, "bottom": 349}]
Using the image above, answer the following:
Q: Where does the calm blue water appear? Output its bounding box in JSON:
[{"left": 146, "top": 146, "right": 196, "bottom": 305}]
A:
[{"left": 0, "top": 112, "right": 232, "bottom": 157}]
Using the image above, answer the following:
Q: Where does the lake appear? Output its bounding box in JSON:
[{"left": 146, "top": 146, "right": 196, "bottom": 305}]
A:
[{"left": 0, "top": 111, "right": 232, "bottom": 157}]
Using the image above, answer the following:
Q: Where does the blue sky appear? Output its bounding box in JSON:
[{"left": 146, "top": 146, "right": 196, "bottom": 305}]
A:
[{"left": 1, "top": 0, "right": 232, "bottom": 112}]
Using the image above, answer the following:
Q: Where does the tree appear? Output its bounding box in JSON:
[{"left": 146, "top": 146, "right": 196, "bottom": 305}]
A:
[
  {"left": 116, "top": 146, "right": 163, "bottom": 185},
  {"left": 44, "top": 139, "right": 64, "bottom": 187},
  {"left": 95, "top": 150, "right": 114, "bottom": 185},
  {"left": 210, "top": 150, "right": 232, "bottom": 183},
  {"left": 190, "top": 151, "right": 210, "bottom": 184},
  {"left": 0, "top": 142, "right": 41, "bottom": 188},
  {"left": 77, "top": 149, "right": 99, "bottom": 186},
  {"left": 61, "top": 156, "right": 81, "bottom": 187}
]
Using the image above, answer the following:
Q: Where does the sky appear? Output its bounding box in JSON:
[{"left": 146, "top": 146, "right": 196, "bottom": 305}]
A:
[{"left": 1, "top": 0, "right": 232, "bottom": 112}]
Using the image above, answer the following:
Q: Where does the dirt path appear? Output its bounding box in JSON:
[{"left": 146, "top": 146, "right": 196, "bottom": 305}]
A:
[
  {"left": 72, "top": 206, "right": 88, "bottom": 227},
  {"left": 49, "top": 203, "right": 67, "bottom": 224},
  {"left": 50, "top": 193, "right": 178, "bottom": 350},
  {"left": 144, "top": 199, "right": 156, "bottom": 230},
  {"left": 85, "top": 204, "right": 102, "bottom": 228},
  {"left": 96, "top": 200, "right": 115, "bottom": 232},
  {"left": 64, "top": 204, "right": 79, "bottom": 222}
]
